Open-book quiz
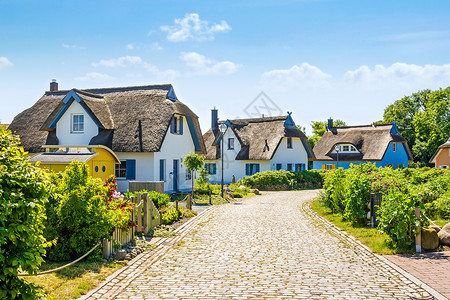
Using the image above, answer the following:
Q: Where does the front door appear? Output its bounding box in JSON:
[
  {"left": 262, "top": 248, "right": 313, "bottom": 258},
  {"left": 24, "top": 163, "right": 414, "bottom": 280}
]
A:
[{"left": 173, "top": 159, "right": 179, "bottom": 192}]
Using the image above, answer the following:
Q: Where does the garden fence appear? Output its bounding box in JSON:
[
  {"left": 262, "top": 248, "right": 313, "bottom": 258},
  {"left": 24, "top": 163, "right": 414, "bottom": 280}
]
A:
[{"left": 102, "top": 192, "right": 160, "bottom": 259}]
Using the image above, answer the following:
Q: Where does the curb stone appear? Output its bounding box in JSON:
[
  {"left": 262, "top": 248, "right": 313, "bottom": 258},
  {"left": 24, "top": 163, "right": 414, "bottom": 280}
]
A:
[
  {"left": 79, "top": 205, "right": 218, "bottom": 300},
  {"left": 302, "top": 200, "right": 447, "bottom": 300}
]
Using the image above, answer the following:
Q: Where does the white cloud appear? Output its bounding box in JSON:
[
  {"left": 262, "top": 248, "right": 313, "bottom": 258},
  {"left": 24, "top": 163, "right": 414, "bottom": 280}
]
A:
[
  {"left": 261, "top": 63, "right": 332, "bottom": 88},
  {"left": 62, "top": 43, "right": 85, "bottom": 49},
  {"left": 0, "top": 57, "right": 13, "bottom": 70},
  {"left": 161, "top": 13, "right": 231, "bottom": 42},
  {"left": 344, "top": 63, "right": 450, "bottom": 87},
  {"left": 74, "top": 72, "right": 115, "bottom": 82},
  {"left": 152, "top": 42, "right": 163, "bottom": 51},
  {"left": 92, "top": 56, "right": 142, "bottom": 67},
  {"left": 143, "top": 62, "right": 180, "bottom": 80},
  {"left": 126, "top": 43, "right": 134, "bottom": 50},
  {"left": 180, "top": 52, "right": 240, "bottom": 75}
]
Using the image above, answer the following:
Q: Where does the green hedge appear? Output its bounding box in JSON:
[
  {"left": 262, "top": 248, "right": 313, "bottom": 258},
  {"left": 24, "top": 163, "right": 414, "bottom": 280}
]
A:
[
  {"left": 319, "top": 163, "right": 450, "bottom": 249},
  {"left": 238, "top": 170, "right": 323, "bottom": 190}
]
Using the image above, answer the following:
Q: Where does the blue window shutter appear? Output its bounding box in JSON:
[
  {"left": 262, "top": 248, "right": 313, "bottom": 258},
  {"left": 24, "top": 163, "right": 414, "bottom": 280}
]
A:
[
  {"left": 245, "top": 164, "right": 250, "bottom": 176},
  {"left": 302, "top": 163, "right": 305, "bottom": 171},
  {"left": 295, "top": 164, "right": 299, "bottom": 172},
  {"left": 126, "top": 160, "right": 136, "bottom": 180},
  {"left": 179, "top": 116, "right": 183, "bottom": 135},
  {"left": 159, "top": 159, "right": 164, "bottom": 181},
  {"left": 213, "top": 163, "right": 216, "bottom": 175},
  {"left": 170, "top": 117, "right": 175, "bottom": 133},
  {"left": 255, "top": 164, "right": 260, "bottom": 173}
]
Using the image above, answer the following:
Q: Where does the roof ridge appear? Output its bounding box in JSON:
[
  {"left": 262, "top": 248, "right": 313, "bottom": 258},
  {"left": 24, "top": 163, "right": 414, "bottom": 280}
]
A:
[
  {"left": 225, "top": 115, "right": 288, "bottom": 124},
  {"left": 332, "top": 123, "right": 392, "bottom": 129},
  {"left": 73, "top": 89, "right": 104, "bottom": 99},
  {"left": 45, "top": 84, "right": 173, "bottom": 96}
]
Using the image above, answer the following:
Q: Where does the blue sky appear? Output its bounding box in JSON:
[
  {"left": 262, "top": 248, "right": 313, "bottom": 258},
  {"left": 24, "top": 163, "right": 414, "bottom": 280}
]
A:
[{"left": 1, "top": 0, "right": 450, "bottom": 134}]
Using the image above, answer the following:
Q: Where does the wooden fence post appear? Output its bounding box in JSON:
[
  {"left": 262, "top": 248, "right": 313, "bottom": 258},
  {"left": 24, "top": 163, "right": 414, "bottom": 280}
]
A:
[
  {"left": 143, "top": 192, "right": 149, "bottom": 234},
  {"left": 130, "top": 196, "right": 135, "bottom": 239},
  {"left": 415, "top": 207, "right": 421, "bottom": 253},
  {"left": 136, "top": 194, "right": 142, "bottom": 232}
]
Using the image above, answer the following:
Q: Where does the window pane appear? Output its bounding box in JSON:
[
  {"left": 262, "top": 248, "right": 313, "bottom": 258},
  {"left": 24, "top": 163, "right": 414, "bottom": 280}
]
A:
[{"left": 343, "top": 145, "right": 349, "bottom": 151}]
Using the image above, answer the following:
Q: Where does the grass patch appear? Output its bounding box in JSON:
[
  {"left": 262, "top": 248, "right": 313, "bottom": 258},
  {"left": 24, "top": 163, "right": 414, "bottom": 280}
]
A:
[
  {"left": 310, "top": 199, "right": 406, "bottom": 255},
  {"left": 24, "top": 260, "right": 127, "bottom": 299}
]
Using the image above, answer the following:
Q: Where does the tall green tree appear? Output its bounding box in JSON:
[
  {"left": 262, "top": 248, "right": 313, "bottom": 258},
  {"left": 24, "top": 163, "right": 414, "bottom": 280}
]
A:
[
  {"left": 308, "top": 119, "right": 346, "bottom": 148},
  {"left": 383, "top": 87, "right": 450, "bottom": 164},
  {"left": 182, "top": 153, "right": 204, "bottom": 199},
  {"left": 0, "top": 130, "right": 48, "bottom": 299}
]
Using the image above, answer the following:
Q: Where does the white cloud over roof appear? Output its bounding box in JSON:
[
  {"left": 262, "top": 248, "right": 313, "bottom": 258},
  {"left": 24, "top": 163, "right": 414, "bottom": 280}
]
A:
[{"left": 161, "top": 13, "right": 231, "bottom": 42}]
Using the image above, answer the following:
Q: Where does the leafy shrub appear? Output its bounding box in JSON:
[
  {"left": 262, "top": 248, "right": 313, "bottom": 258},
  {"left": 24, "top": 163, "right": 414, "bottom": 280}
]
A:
[
  {"left": 239, "top": 170, "right": 323, "bottom": 190},
  {"left": 378, "top": 192, "right": 425, "bottom": 248},
  {"left": 161, "top": 207, "right": 197, "bottom": 225},
  {"left": 426, "top": 191, "right": 450, "bottom": 220},
  {"left": 233, "top": 191, "right": 243, "bottom": 198},
  {"left": 126, "top": 190, "right": 170, "bottom": 209},
  {"left": 0, "top": 130, "right": 48, "bottom": 299},
  {"left": 47, "top": 162, "right": 114, "bottom": 261}
]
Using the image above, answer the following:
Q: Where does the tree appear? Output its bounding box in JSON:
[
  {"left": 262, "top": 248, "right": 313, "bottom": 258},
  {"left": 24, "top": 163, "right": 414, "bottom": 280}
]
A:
[
  {"left": 383, "top": 87, "right": 450, "bottom": 164},
  {"left": 0, "top": 130, "right": 48, "bottom": 299},
  {"left": 182, "top": 153, "right": 204, "bottom": 199},
  {"left": 308, "top": 119, "right": 346, "bottom": 148}
]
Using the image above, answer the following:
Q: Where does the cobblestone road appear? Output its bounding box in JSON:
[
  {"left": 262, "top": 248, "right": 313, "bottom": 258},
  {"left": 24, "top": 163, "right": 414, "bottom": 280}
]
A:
[{"left": 115, "top": 191, "right": 432, "bottom": 299}]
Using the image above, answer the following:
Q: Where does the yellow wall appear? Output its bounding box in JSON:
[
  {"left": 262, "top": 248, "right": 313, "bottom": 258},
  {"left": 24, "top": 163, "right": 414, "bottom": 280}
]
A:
[
  {"left": 436, "top": 148, "right": 450, "bottom": 168},
  {"left": 36, "top": 148, "right": 117, "bottom": 181}
]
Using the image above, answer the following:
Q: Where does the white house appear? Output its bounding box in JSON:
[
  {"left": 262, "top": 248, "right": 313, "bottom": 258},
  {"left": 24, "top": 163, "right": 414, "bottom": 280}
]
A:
[
  {"left": 8, "top": 82, "right": 206, "bottom": 193},
  {"left": 201, "top": 109, "right": 315, "bottom": 183}
]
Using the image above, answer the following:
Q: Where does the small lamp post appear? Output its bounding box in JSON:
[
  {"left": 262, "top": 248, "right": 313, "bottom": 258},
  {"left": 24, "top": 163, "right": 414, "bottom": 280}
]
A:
[
  {"left": 335, "top": 145, "right": 340, "bottom": 169},
  {"left": 219, "top": 123, "right": 227, "bottom": 198}
]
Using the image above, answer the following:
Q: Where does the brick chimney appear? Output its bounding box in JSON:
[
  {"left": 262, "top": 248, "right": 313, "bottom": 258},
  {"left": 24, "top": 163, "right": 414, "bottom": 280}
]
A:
[
  {"left": 327, "top": 117, "right": 333, "bottom": 130},
  {"left": 50, "top": 79, "right": 58, "bottom": 92}
]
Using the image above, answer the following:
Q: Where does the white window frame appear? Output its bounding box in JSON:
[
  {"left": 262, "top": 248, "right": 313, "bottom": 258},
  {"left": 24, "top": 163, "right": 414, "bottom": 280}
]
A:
[
  {"left": 228, "top": 138, "right": 234, "bottom": 150},
  {"left": 326, "top": 164, "right": 334, "bottom": 170},
  {"left": 71, "top": 113, "right": 84, "bottom": 133},
  {"left": 115, "top": 161, "right": 127, "bottom": 179}
]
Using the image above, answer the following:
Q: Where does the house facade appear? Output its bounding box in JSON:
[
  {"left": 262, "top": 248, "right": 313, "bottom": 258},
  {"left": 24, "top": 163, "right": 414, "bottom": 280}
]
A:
[
  {"left": 8, "top": 82, "right": 205, "bottom": 193},
  {"left": 429, "top": 138, "right": 450, "bottom": 168},
  {"left": 312, "top": 119, "right": 412, "bottom": 170},
  {"left": 202, "top": 109, "right": 314, "bottom": 184}
]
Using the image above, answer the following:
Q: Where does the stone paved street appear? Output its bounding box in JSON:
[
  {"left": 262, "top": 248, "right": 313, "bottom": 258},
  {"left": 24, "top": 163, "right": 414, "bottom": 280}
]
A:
[{"left": 115, "top": 191, "right": 433, "bottom": 299}]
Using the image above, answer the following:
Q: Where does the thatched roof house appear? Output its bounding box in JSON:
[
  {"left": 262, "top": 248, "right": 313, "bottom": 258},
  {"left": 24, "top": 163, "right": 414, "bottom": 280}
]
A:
[
  {"left": 203, "top": 115, "right": 314, "bottom": 161},
  {"left": 8, "top": 84, "right": 205, "bottom": 154},
  {"left": 429, "top": 138, "right": 450, "bottom": 168},
  {"left": 312, "top": 120, "right": 412, "bottom": 170},
  {"left": 201, "top": 109, "right": 314, "bottom": 183}
]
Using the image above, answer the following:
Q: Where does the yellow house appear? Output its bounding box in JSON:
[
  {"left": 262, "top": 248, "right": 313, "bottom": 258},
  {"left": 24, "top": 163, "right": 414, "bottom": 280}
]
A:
[
  {"left": 29, "top": 145, "right": 120, "bottom": 181},
  {"left": 429, "top": 139, "right": 450, "bottom": 169}
]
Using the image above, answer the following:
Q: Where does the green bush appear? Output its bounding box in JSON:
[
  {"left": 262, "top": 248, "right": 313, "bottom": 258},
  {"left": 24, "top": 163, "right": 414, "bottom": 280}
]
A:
[
  {"left": 161, "top": 207, "right": 197, "bottom": 225},
  {"left": 126, "top": 190, "right": 170, "bottom": 209},
  {"left": 378, "top": 192, "right": 425, "bottom": 248},
  {"left": 239, "top": 170, "right": 323, "bottom": 190},
  {"left": 0, "top": 130, "right": 48, "bottom": 299},
  {"left": 47, "top": 162, "right": 114, "bottom": 261}
]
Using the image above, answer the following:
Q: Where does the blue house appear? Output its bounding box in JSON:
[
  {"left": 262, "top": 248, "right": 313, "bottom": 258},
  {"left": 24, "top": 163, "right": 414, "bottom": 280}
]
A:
[{"left": 312, "top": 119, "right": 412, "bottom": 170}]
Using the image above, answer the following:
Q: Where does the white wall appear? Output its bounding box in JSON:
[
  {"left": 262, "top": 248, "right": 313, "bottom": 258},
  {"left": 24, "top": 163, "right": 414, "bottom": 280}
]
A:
[
  {"left": 270, "top": 137, "right": 309, "bottom": 170},
  {"left": 205, "top": 135, "right": 309, "bottom": 183},
  {"left": 115, "top": 152, "right": 155, "bottom": 192},
  {"left": 205, "top": 128, "right": 274, "bottom": 183},
  {"left": 56, "top": 101, "right": 98, "bottom": 145},
  {"left": 154, "top": 116, "right": 196, "bottom": 193}
]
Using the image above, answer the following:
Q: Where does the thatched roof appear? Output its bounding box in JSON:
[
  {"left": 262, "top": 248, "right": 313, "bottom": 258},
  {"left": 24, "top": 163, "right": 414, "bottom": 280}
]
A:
[
  {"left": 429, "top": 139, "right": 450, "bottom": 163},
  {"left": 313, "top": 123, "right": 413, "bottom": 161},
  {"left": 8, "top": 84, "right": 205, "bottom": 154},
  {"left": 202, "top": 115, "right": 314, "bottom": 161}
]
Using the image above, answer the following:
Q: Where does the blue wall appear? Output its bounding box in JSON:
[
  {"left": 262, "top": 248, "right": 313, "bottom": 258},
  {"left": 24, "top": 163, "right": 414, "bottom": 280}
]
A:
[{"left": 312, "top": 142, "right": 410, "bottom": 170}]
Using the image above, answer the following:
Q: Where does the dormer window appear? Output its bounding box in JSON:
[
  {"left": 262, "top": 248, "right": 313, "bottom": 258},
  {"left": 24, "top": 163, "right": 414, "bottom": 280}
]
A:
[
  {"left": 72, "top": 114, "right": 84, "bottom": 133},
  {"left": 287, "top": 137, "right": 292, "bottom": 149},
  {"left": 170, "top": 115, "right": 183, "bottom": 135},
  {"left": 333, "top": 144, "right": 358, "bottom": 153},
  {"left": 392, "top": 142, "right": 397, "bottom": 152}
]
